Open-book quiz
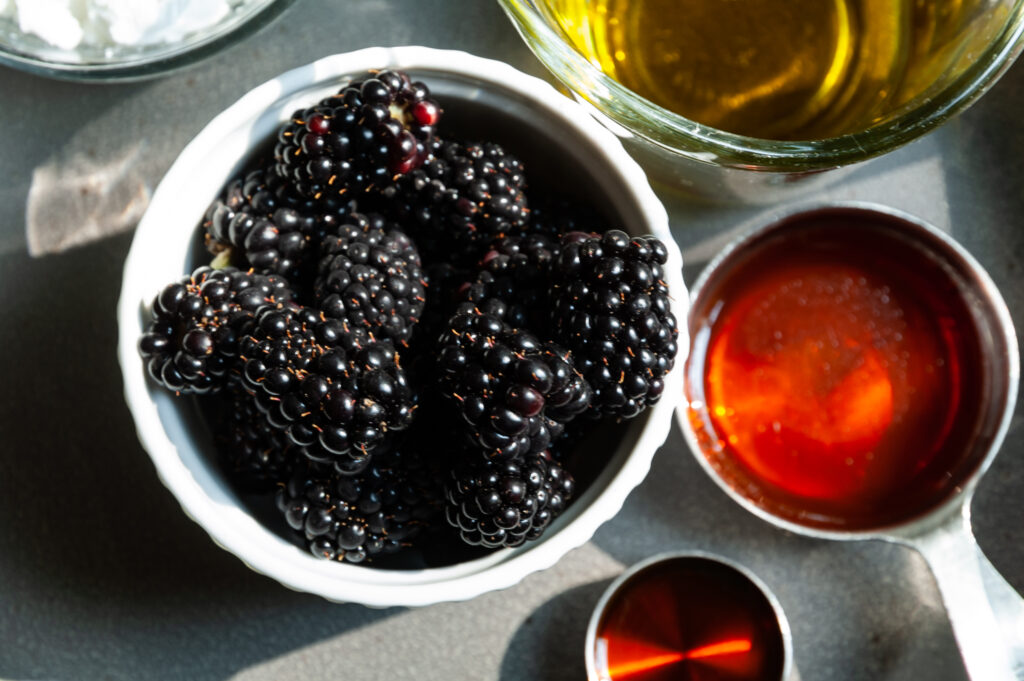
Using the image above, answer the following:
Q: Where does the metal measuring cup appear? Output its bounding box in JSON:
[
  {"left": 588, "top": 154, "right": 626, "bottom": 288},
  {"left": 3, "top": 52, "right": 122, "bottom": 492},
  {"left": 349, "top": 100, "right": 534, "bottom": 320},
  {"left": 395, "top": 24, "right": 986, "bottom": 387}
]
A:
[
  {"left": 677, "top": 202, "right": 1022, "bottom": 680},
  {"left": 585, "top": 551, "right": 798, "bottom": 681}
]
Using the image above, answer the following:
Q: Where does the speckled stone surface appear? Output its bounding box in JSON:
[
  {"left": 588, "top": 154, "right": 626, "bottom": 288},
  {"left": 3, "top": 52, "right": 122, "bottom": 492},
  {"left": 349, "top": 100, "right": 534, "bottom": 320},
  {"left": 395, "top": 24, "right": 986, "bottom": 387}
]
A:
[{"left": 0, "top": 1, "right": 1022, "bottom": 679}]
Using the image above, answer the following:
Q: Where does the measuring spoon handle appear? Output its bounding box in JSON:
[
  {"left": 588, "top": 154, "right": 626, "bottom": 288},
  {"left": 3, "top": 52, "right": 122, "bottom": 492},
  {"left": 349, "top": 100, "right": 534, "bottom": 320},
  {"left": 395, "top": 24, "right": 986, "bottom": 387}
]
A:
[{"left": 903, "top": 505, "right": 1024, "bottom": 681}]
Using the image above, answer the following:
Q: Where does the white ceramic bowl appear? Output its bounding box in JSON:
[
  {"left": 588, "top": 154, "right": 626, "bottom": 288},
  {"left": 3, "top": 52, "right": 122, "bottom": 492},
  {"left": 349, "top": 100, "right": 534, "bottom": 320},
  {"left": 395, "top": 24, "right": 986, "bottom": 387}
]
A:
[{"left": 117, "top": 46, "right": 688, "bottom": 607}]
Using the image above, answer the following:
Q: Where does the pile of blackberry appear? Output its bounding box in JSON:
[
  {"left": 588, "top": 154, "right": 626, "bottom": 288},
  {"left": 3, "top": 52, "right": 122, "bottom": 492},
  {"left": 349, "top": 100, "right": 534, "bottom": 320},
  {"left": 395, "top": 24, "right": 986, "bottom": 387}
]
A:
[{"left": 141, "top": 69, "right": 679, "bottom": 566}]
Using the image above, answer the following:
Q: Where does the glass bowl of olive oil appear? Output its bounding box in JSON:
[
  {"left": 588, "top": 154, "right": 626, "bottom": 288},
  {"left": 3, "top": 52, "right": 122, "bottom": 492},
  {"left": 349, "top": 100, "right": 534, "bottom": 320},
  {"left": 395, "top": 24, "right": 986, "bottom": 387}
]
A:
[{"left": 498, "top": 0, "right": 1024, "bottom": 201}]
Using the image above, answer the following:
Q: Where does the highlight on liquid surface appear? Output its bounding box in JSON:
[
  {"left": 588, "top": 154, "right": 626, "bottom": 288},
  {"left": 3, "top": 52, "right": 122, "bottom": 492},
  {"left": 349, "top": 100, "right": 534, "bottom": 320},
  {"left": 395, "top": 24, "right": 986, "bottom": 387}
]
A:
[
  {"left": 541, "top": 0, "right": 992, "bottom": 139},
  {"left": 593, "top": 557, "right": 785, "bottom": 681},
  {"left": 685, "top": 218, "right": 988, "bottom": 530}
]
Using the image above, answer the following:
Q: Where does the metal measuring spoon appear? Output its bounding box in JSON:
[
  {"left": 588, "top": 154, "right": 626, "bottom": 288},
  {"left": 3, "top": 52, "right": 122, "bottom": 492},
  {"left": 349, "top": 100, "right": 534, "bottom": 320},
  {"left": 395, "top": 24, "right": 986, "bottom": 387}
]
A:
[{"left": 678, "top": 202, "right": 1023, "bottom": 681}]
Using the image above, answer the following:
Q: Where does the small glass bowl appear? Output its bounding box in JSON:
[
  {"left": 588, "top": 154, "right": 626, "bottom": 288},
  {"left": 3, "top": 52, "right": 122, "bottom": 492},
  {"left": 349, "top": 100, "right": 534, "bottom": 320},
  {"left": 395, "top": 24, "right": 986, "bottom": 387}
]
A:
[
  {"left": 498, "top": 0, "right": 1024, "bottom": 201},
  {"left": 0, "top": 0, "right": 295, "bottom": 82}
]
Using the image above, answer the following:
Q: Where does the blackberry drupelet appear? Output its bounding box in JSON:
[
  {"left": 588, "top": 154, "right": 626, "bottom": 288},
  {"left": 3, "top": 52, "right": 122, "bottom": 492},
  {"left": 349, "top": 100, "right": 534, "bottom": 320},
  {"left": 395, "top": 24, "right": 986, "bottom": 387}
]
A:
[
  {"left": 314, "top": 212, "right": 426, "bottom": 345},
  {"left": 387, "top": 139, "right": 530, "bottom": 265},
  {"left": 437, "top": 307, "right": 591, "bottom": 461},
  {"left": 203, "top": 167, "right": 357, "bottom": 284},
  {"left": 138, "top": 266, "right": 293, "bottom": 395},
  {"left": 273, "top": 69, "right": 440, "bottom": 202},
  {"left": 528, "top": 454, "right": 575, "bottom": 541},
  {"left": 444, "top": 451, "right": 575, "bottom": 548},
  {"left": 549, "top": 229, "right": 678, "bottom": 418},
  {"left": 276, "top": 447, "right": 441, "bottom": 563},
  {"left": 461, "top": 233, "right": 559, "bottom": 331},
  {"left": 240, "top": 304, "right": 415, "bottom": 467}
]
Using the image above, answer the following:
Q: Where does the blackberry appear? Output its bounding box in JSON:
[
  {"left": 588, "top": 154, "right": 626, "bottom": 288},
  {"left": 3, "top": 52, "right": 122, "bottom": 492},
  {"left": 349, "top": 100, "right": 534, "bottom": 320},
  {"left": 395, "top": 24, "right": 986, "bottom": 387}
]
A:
[
  {"left": 240, "top": 304, "right": 415, "bottom": 467},
  {"left": 314, "top": 212, "right": 426, "bottom": 345},
  {"left": 273, "top": 69, "right": 440, "bottom": 202},
  {"left": 460, "top": 233, "right": 559, "bottom": 331},
  {"left": 549, "top": 229, "right": 679, "bottom": 418},
  {"left": 214, "top": 387, "right": 296, "bottom": 490},
  {"left": 276, "top": 448, "right": 441, "bottom": 563},
  {"left": 387, "top": 139, "right": 530, "bottom": 265},
  {"left": 203, "top": 167, "right": 357, "bottom": 284},
  {"left": 437, "top": 308, "right": 591, "bottom": 460},
  {"left": 138, "top": 266, "right": 293, "bottom": 394},
  {"left": 217, "top": 386, "right": 373, "bottom": 482},
  {"left": 444, "top": 451, "right": 574, "bottom": 548}
]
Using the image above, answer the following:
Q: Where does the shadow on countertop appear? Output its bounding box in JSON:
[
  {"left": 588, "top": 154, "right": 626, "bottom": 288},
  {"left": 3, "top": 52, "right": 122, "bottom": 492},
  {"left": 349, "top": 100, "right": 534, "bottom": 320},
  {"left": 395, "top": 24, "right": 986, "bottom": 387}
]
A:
[
  {"left": 0, "top": 233, "right": 401, "bottom": 681},
  {"left": 940, "top": 59, "right": 1024, "bottom": 592},
  {"left": 499, "top": 579, "right": 611, "bottom": 681}
]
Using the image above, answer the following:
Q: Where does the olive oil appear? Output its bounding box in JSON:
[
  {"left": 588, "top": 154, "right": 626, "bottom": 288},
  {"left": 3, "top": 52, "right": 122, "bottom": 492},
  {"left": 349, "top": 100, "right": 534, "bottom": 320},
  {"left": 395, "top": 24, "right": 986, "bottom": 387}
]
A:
[{"left": 541, "top": 0, "right": 988, "bottom": 139}]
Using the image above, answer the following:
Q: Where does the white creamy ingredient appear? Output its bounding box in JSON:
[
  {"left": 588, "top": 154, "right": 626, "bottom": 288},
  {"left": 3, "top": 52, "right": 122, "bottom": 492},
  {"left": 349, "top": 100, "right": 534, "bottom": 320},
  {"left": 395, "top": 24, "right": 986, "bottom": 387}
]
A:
[{"left": 1, "top": 0, "right": 242, "bottom": 51}]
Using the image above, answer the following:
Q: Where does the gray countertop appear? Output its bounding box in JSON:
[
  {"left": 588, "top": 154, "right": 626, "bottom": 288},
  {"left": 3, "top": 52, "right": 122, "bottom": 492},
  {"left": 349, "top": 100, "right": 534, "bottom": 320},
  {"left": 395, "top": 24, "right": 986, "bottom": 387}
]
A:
[{"left": 1, "top": 1, "right": 1022, "bottom": 679}]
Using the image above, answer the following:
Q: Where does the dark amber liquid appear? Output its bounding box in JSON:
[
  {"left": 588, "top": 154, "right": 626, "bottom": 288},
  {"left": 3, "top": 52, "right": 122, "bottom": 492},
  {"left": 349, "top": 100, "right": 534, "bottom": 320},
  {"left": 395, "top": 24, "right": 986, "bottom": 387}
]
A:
[
  {"left": 686, "top": 218, "right": 987, "bottom": 530},
  {"left": 594, "top": 557, "right": 785, "bottom": 681}
]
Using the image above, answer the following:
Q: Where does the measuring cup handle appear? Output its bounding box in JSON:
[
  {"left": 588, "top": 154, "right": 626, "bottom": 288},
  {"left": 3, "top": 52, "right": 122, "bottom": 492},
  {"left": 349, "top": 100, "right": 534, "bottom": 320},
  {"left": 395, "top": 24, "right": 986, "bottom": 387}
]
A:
[{"left": 902, "top": 505, "right": 1024, "bottom": 680}]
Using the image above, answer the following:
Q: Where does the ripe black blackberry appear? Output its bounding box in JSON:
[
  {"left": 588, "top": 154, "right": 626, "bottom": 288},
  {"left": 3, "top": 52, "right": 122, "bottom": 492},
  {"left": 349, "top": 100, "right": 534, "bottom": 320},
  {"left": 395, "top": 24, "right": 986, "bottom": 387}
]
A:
[
  {"left": 276, "top": 448, "right": 441, "bottom": 563},
  {"left": 460, "top": 233, "right": 559, "bottom": 331},
  {"left": 437, "top": 307, "right": 591, "bottom": 460},
  {"left": 273, "top": 69, "right": 440, "bottom": 202},
  {"left": 387, "top": 139, "right": 530, "bottom": 265},
  {"left": 240, "top": 304, "right": 415, "bottom": 467},
  {"left": 218, "top": 386, "right": 373, "bottom": 483},
  {"left": 444, "top": 451, "right": 574, "bottom": 548},
  {"left": 203, "top": 167, "right": 357, "bottom": 284},
  {"left": 549, "top": 229, "right": 678, "bottom": 418},
  {"left": 215, "top": 388, "right": 296, "bottom": 490},
  {"left": 314, "top": 212, "right": 426, "bottom": 345},
  {"left": 138, "top": 267, "right": 293, "bottom": 394}
]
